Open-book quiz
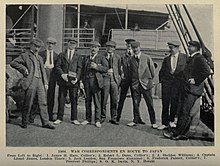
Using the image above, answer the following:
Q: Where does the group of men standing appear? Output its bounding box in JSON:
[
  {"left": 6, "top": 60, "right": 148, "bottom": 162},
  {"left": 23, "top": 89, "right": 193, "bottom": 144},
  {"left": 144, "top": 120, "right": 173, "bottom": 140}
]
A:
[{"left": 10, "top": 36, "right": 211, "bottom": 140}]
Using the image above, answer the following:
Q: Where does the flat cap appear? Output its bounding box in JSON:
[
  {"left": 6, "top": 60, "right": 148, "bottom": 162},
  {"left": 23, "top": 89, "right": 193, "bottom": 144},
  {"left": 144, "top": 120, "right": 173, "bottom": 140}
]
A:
[
  {"left": 167, "top": 41, "right": 181, "bottom": 47},
  {"left": 47, "top": 37, "right": 57, "bottom": 43},
  {"left": 89, "top": 41, "right": 101, "bottom": 47},
  {"left": 106, "top": 41, "right": 117, "bottom": 47},
  {"left": 30, "top": 38, "right": 44, "bottom": 47},
  {"left": 67, "top": 37, "right": 78, "bottom": 43},
  {"left": 125, "top": 38, "right": 135, "bottom": 44},
  {"left": 131, "top": 41, "right": 140, "bottom": 48},
  {"left": 188, "top": 41, "right": 200, "bottom": 49}
]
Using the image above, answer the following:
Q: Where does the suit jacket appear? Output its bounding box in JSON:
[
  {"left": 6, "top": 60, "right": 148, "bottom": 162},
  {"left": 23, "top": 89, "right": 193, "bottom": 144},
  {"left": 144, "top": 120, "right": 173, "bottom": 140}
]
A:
[
  {"left": 39, "top": 50, "right": 58, "bottom": 65},
  {"left": 103, "top": 52, "right": 122, "bottom": 86},
  {"left": 55, "top": 49, "right": 82, "bottom": 87},
  {"left": 183, "top": 52, "right": 211, "bottom": 96},
  {"left": 121, "top": 51, "right": 132, "bottom": 80},
  {"left": 130, "top": 52, "right": 155, "bottom": 90},
  {"left": 10, "top": 50, "right": 48, "bottom": 90},
  {"left": 82, "top": 54, "right": 108, "bottom": 89},
  {"left": 159, "top": 53, "right": 187, "bottom": 88}
]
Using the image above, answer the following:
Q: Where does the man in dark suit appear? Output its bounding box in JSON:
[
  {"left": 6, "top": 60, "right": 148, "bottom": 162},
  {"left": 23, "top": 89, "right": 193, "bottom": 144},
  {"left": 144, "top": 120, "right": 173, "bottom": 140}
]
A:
[
  {"left": 101, "top": 41, "right": 122, "bottom": 125},
  {"left": 38, "top": 37, "right": 58, "bottom": 121},
  {"left": 81, "top": 41, "right": 108, "bottom": 128},
  {"left": 164, "top": 41, "right": 211, "bottom": 140},
  {"left": 158, "top": 41, "right": 187, "bottom": 130},
  {"left": 128, "top": 41, "right": 158, "bottom": 129},
  {"left": 10, "top": 38, "right": 55, "bottom": 129},
  {"left": 116, "top": 38, "right": 135, "bottom": 122},
  {"left": 54, "top": 37, "right": 82, "bottom": 125}
]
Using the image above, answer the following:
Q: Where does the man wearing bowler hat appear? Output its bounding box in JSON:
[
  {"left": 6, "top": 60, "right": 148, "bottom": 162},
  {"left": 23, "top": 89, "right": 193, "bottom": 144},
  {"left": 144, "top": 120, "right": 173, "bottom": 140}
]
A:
[
  {"left": 158, "top": 41, "right": 187, "bottom": 130},
  {"left": 10, "top": 38, "right": 55, "bottom": 129},
  {"left": 128, "top": 41, "right": 158, "bottom": 129},
  {"left": 54, "top": 37, "right": 82, "bottom": 125},
  {"left": 116, "top": 38, "right": 135, "bottom": 122},
  {"left": 164, "top": 41, "right": 211, "bottom": 140},
  {"left": 81, "top": 41, "right": 108, "bottom": 128},
  {"left": 38, "top": 37, "right": 59, "bottom": 121},
  {"left": 101, "top": 41, "right": 122, "bottom": 125}
]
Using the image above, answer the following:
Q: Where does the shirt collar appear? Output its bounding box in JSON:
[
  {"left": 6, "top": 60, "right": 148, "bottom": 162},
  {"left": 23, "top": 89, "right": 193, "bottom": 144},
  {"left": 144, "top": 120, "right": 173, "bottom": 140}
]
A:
[
  {"left": 134, "top": 52, "right": 141, "bottom": 59},
  {"left": 190, "top": 51, "right": 200, "bottom": 57}
]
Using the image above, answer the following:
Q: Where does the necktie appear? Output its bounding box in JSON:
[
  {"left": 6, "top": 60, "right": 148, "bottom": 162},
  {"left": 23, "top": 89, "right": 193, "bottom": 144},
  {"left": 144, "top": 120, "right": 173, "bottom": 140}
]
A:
[
  {"left": 49, "top": 51, "right": 52, "bottom": 64},
  {"left": 69, "top": 50, "right": 72, "bottom": 61},
  {"left": 135, "top": 55, "right": 139, "bottom": 63},
  {"left": 172, "top": 55, "right": 176, "bottom": 72},
  {"left": 128, "top": 51, "right": 131, "bottom": 56}
]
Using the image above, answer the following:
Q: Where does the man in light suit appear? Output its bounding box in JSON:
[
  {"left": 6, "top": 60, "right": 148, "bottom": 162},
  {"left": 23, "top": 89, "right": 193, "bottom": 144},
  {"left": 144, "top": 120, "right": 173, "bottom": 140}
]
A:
[
  {"left": 54, "top": 37, "right": 82, "bottom": 125},
  {"left": 164, "top": 41, "right": 211, "bottom": 140},
  {"left": 81, "top": 41, "right": 108, "bottom": 128},
  {"left": 158, "top": 41, "right": 187, "bottom": 130},
  {"left": 101, "top": 41, "right": 122, "bottom": 125},
  {"left": 10, "top": 38, "right": 55, "bottom": 129},
  {"left": 128, "top": 41, "right": 158, "bottom": 128},
  {"left": 39, "top": 37, "right": 58, "bottom": 121}
]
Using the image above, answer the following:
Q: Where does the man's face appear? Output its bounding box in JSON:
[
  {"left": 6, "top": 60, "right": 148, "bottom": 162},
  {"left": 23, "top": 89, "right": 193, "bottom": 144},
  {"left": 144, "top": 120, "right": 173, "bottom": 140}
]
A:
[
  {"left": 90, "top": 45, "right": 99, "bottom": 55},
  {"left": 68, "top": 41, "right": 77, "bottom": 50},
  {"left": 132, "top": 46, "right": 141, "bottom": 55},
  {"left": 106, "top": 45, "right": 115, "bottom": 54},
  {"left": 30, "top": 43, "right": 41, "bottom": 54},
  {"left": 126, "top": 43, "right": 132, "bottom": 50},
  {"left": 47, "top": 42, "right": 56, "bottom": 50},
  {"left": 188, "top": 45, "right": 198, "bottom": 54},
  {"left": 168, "top": 45, "right": 179, "bottom": 55}
]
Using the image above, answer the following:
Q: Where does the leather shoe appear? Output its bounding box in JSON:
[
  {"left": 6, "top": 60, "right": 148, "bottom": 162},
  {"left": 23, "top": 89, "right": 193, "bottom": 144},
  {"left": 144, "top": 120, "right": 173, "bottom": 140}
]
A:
[
  {"left": 109, "top": 120, "right": 119, "bottom": 125},
  {"left": 29, "top": 119, "right": 34, "bottom": 124},
  {"left": 163, "top": 131, "right": 174, "bottom": 139},
  {"left": 95, "top": 122, "right": 102, "bottom": 128},
  {"left": 42, "top": 123, "right": 55, "bottom": 130},
  {"left": 172, "top": 135, "right": 189, "bottom": 140},
  {"left": 20, "top": 124, "right": 27, "bottom": 128},
  {"left": 127, "top": 122, "right": 137, "bottom": 127},
  {"left": 138, "top": 121, "right": 145, "bottom": 125},
  {"left": 71, "top": 120, "right": 81, "bottom": 125}
]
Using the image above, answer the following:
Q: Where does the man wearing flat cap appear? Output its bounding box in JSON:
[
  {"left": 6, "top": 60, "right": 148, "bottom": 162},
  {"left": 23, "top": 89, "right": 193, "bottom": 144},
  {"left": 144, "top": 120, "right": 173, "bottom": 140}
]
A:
[
  {"left": 54, "top": 37, "right": 82, "bottom": 125},
  {"left": 128, "top": 41, "right": 158, "bottom": 128},
  {"left": 158, "top": 41, "right": 187, "bottom": 130},
  {"left": 116, "top": 38, "right": 135, "bottom": 122},
  {"left": 36, "top": 37, "right": 59, "bottom": 122},
  {"left": 164, "top": 40, "right": 211, "bottom": 140},
  {"left": 10, "top": 38, "right": 55, "bottom": 129},
  {"left": 101, "top": 40, "right": 122, "bottom": 125},
  {"left": 80, "top": 41, "right": 108, "bottom": 128}
]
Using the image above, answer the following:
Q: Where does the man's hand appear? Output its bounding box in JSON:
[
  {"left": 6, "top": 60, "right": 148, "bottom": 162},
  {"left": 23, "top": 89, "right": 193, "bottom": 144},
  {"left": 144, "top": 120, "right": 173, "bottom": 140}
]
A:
[
  {"left": 24, "top": 69, "right": 29, "bottom": 77},
  {"left": 61, "top": 74, "right": 68, "bottom": 82},
  {"left": 188, "top": 78, "right": 195, "bottom": 85},
  {"left": 90, "top": 62, "right": 98, "bottom": 69},
  {"left": 45, "top": 85, "right": 48, "bottom": 90},
  {"left": 71, "top": 78, "right": 78, "bottom": 85}
]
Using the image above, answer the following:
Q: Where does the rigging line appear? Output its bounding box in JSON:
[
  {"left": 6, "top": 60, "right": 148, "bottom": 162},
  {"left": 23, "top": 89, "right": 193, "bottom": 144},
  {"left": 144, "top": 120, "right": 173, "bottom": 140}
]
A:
[
  {"left": 11, "top": 5, "right": 32, "bottom": 29},
  {"left": 114, "top": 8, "right": 124, "bottom": 29}
]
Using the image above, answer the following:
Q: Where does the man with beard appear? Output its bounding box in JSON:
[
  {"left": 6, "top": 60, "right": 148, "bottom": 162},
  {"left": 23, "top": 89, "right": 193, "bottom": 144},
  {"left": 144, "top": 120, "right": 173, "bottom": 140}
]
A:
[{"left": 81, "top": 41, "right": 108, "bottom": 128}]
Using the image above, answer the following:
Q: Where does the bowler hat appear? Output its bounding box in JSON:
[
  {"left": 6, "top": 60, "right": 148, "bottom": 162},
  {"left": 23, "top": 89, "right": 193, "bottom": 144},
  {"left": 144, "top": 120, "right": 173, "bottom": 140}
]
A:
[
  {"left": 167, "top": 41, "right": 181, "bottom": 47},
  {"left": 131, "top": 41, "right": 140, "bottom": 48},
  {"left": 67, "top": 37, "right": 78, "bottom": 43},
  {"left": 188, "top": 41, "right": 201, "bottom": 49},
  {"left": 47, "top": 37, "right": 57, "bottom": 43},
  {"left": 106, "top": 41, "right": 116, "bottom": 47},
  {"left": 90, "top": 41, "right": 101, "bottom": 47},
  {"left": 30, "top": 38, "right": 44, "bottom": 47},
  {"left": 125, "top": 38, "right": 135, "bottom": 44}
]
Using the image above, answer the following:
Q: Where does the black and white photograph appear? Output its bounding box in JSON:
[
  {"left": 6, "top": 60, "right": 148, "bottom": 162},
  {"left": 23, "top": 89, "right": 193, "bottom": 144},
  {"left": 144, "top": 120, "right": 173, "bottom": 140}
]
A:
[{"left": 2, "top": 1, "right": 219, "bottom": 165}]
